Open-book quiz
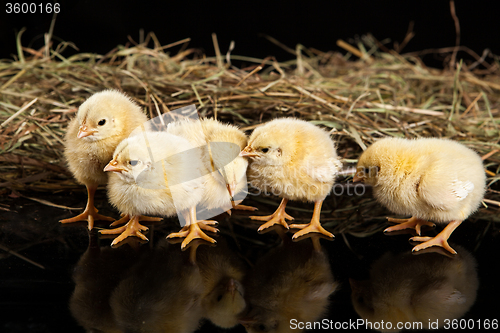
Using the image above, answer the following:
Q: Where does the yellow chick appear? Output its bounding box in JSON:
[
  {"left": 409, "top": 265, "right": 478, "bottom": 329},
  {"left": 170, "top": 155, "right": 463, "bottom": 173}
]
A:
[
  {"left": 239, "top": 240, "right": 338, "bottom": 333},
  {"left": 165, "top": 118, "right": 254, "bottom": 246},
  {"left": 61, "top": 90, "right": 148, "bottom": 230},
  {"left": 350, "top": 246, "right": 479, "bottom": 332},
  {"left": 110, "top": 243, "right": 204, "bottom": 333},
  {"left": 240, "top": 118, "right": 342, "bottom": 243},
  {"left": 354, "top": 137, "right": 486, "bottom": 254},
  {"left": 100, "top": 131, "right": 216, "bottom": 247},
  {"left": 167, "top": 118, "right": 251, "bottom": 209},
  {"left": 196, "top": 239, "right": 247, "bottom": 329}
]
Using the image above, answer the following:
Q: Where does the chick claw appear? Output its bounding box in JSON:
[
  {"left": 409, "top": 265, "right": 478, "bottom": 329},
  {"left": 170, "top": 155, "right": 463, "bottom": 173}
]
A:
[
  {"left": 168, "top": 220, "right": 219, "bottom": 238},
  {"left": 410, "top": 220, "right": 462, "bottom": 255},
  {"left": 110, "top": 214, "right": 163, "bottom": 227},
  {"left": 410, "top": 236, "right": 457, "bottom": 255},
  {"left": 290, "top": 222, "right": 334, "bottom": 241},
  {"left": 384, "top": 216, "right": 435, "bottom": 236},
  {"left": 233, "top": 204, "right": 258, "bottom": 211},
  {"left": 60, "top": 206, "right": 114, "bottom": 230},
  {"left": 167, "top": 221, "right": 218, "bottom": 250},
  {"left": 99, "top": 216, "right": 149, "bottom": 246}
]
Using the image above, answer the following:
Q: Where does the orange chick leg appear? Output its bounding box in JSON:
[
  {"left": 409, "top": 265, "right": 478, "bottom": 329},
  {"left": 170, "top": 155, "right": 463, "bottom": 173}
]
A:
[
  {"left": 109, "top": 214, "right": 163, "bottom": 227},
  {"left": 166, "top": 207, "right": 218, "bottom": 250},
  {"left": 410, "top": 220, "right": 462, "bottom": 255},
  {"left": 59, "top": 184, "right": 114, "bottom": 230},
  {"left": 250, "top": 198, "right": 293, "bottom": 233},
  {"left": 233, "top": 204, "right": 258, "bottom": 211},
  {"left": 290, "top": 200, "right": 334, "bottom": 242},
  {"left": 99, "top": 215, "right": 149, "bottom": 246},
  {"left": 226, "top": 200, "right": 258, "bottom": 216},
  {"left": 384, "top": 216, "right": 436, "bottom": 236}
]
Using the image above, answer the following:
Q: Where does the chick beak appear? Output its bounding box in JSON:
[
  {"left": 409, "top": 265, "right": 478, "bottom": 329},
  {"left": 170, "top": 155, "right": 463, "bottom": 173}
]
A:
[
  {"left": 226, "top": 182, "right": 237, "bottom": 199},
  {"left": 77, "top": 124, "right": 96, "bottom": 138},
  {"left": 239, "top": 146, "right": 258, "bottom": 158},
  {"left": 104, "top": 160, "right": 125, "bottom": 173},
  {"left": 352, "top": 172, "right": 364, "bottom": 183},
  {"left": 227, "top": 278, "right": 236, "bottom": 299}
]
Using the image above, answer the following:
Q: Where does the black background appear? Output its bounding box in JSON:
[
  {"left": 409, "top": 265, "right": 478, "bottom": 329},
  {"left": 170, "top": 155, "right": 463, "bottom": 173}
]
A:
[{"left": 1, "top": 0, "right": 500, "bottom": 66}]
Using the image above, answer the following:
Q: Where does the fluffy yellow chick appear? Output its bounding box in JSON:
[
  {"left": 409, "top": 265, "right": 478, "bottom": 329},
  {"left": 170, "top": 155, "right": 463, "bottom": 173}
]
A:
[
  {"left": 167, "top": 118, "right": 251, "bottom": 209},
  {"left": 110, "top": 243, "right": 204, "bottom": 333},
  {"left": 239, "top": 240, "right": 338, "bottom": 333},
  {"left": 101, "top": 131, "right": 217, "bottom": 247},
  {"left": 240, "top": 118, "right": 342, "bottom": 243},
  {"left": 61, "top": 90, "right": 148, "bottom": 230},
  {"left": 165, "top": 118, "right": 254, "bottom": 246},
  {"left": 196, "top": 239, "right": 247, "bottom": 329},
  {"left": 354, "top": 137, "right": 486, "bottom": 254},
  {"left": 351, "top": 246, "right": 478, "bottom": 332}
]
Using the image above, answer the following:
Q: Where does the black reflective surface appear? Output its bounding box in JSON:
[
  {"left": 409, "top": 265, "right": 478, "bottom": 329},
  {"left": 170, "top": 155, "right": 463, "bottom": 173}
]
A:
[{"left": 1, "top": 189, "right": 499, "bottom": 333}]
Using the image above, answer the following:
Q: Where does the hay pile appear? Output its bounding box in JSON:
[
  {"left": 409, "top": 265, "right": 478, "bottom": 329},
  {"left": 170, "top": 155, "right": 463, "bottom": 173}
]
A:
[{"left": 1, "top": 32, "right": 499, "bottom": 235}]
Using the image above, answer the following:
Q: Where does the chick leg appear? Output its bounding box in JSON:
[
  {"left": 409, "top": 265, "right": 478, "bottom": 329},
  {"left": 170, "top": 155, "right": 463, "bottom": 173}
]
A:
[
  {"left": 384, "top": 216, "right": 435, "bottom": 236},
  {"left": 226, "top": 199, "right": 258, "bottom": 216},
  {"left": 410, "top": 220, "right": 462, "bottom": 254},
  {"left": 290, "top": 201, "right": 334, "bottom": 241},
  {"left": 99, "top": 215, "right": 149, "bottom": 246},
  {"left": 109, "top": 214, "right": 163, "bottom": 227},
  {"left": 60, "top": 184, "right": 114, "bottom": 230},
  {"left": 166, "top": 207, "right": 218, "bottom": 250},
  {"left": 250, "top": 198, "right": 293, "bottom": 233}
]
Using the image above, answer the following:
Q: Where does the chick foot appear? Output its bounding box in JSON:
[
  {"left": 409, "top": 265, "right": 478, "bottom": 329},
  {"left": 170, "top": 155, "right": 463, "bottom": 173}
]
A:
[
  {"left": 250, "top": 198, "right": 293, "bottom": 233},
  {"left": 167, "top": 222, "right": 218, "bottom": 250},
  {"left": 110, "top": 214, "right": 163, "bottom": 227},
  {"left": 290, "top": 201, "right": 334, "bottom": 242},
  {"left": 384, "top": 216, "right": 435, "bottom": 236},
  {"left": 60, "top": 185, "right": 114, "bottom": 230},
  {"left": 410, "top": 220, "right": 462, "bottom": 255},
  {"left": 99, "top": 215, "right": 149, "bottom": 246},
  {"left": 226, "top": 203, "right": 258, "bottom": 216}
]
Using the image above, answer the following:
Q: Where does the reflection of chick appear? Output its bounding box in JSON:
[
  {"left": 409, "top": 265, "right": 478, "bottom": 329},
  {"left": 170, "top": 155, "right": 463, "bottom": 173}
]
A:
[
  {"left": 240, "top": 241, "right": 338, "bottom": 333},
  {"left": 61, "top": 90, "right": 148, "bottom": 230},
  {"left": 354, "top": 138, "right": 486, "bottom": 254},
  {"left": 241, "top": 118, "right": 342, "bottom": 243},
  {"left": 101, "top": 131, "right": 215, "bottom": 247},
  {"left": 196, "top": 240, "right": 247, "bottom": 329},
  {"left": 110, "top": 243, "right": 204, "bottom": 333},
  {"left": 69, "top": 231, "right": 142, "bottom": 333},
  {"left": 350, "top": 246, "right": 479, "bottom": 332}
]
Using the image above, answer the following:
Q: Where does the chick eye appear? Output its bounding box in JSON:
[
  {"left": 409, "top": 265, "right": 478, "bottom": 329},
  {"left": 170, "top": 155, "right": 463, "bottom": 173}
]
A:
[
  {"left": 129, "top": 160, "right": 139, "bottom": 166},
  {"left": 261, "top": 148, "right": 269, "bottom": 153},
  {"left": 216, "top": 294, "right": 223, "bottom": 302},
  {"left": 98, "top": 119, "right": 106, "bottom": 126}
]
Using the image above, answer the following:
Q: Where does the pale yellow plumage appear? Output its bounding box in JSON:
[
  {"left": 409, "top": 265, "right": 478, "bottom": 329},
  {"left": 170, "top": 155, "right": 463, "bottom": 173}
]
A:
[
  {"left": 165, "top": 118, "right": 253, "bottom": 248},
  {"left": 101, "top": 131, "right": 211, "bottom": 246},
  {"left": 241, "top": 118, "right": 342, "bottom": 246},
  {"left": 166, "top": 118, "right": 249, "bottom": 210},
  {"left": 61, "top": 90, "right": 148, "bottom": 229},
  {"left": 354, "top": 137, "right": 486, "bottom": 254}
]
